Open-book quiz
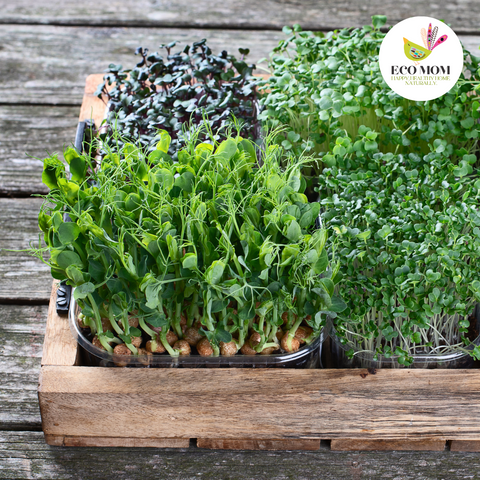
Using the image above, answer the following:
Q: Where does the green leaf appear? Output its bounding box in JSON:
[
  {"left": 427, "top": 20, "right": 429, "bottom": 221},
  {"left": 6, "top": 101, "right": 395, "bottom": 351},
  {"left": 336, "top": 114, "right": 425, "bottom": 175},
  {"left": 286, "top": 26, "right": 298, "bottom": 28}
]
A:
[
  {"left": 319, "top": 278, "right": 334, "bottom": 297},
  {"left": 239, "top": 303, "right": 256, "bottom": 320},
  {"left": 356, "top": 230, "right": 371, "bottom": 241},
  {"left": 215, "top": 139, "right": 237, "bottom": 160},
  {"left": 330, "top": 295, "right": 347, "bottom": 313},
  {"left": 182, "top": 253, "right": 197, "bottom": 270},
  {"left": 148, "top": 150, "right": 172, "bottom": 164},
  {"left": 425, "top": 269, "right": 441, "bottom": 283},
  {"left": 69, "top": 156, "right": 87, "bottom": 183},
  {"left": 56, "top": 250, "right": 83, "bottom": 269},
  {"left": 118, "top": 334, "right": 132, "bottom": 344},
  {"left": 205, "top": 260, "right": 225, "bottom": 285},
  {"left": 372, "top": 15, "right": 387, "bottom": 28},
  {"left": 174, "top": 171, "right": 194, "bottom": 193},
  {"left": 299, "top": 203, "right": 320, "bottom": 228},
  {"left": 473, "top": 101, "right": 480, "bottom": 119},
  {"left": 461, "top": 117, "right": 475, "bottom": 129},
  {"left": 377, "top": 225, "right": 391, "bottom": 239},
  {"left": 42, "top": 156, "right": 65, "bottom": 190},
  {"left": 57, "top": 222, "right": 80, "bottom": 245},
  {"left": 147, "top": 313, "right": 168, "bottom": 328},
  {"left": 152, "top": 168, "right": 174, "bottom": 189},
  {"left": 73, "top": 282, "right": 95, "bottom": 300},
  {"left": 166, "top": 235, "right": 178, "bottom": 262},
  {"left": 130, "top": 327, "right": 142, "bottom": 337},
  {"left": 57, "top": 178, "right": 80, "bottom": 205},
  {"left": 215, "top": 327, "right": 232, "bottom": 343},
  {"left": 211, "top": 298, "right": 229, "bottom": 313},
  {"left": 313, "top": 249, "right": 328, "bottom": 274},
  {"left": 239, "top": 139, "right": 257, "bottom": 163},
  {"left": 412, "top": 332, "right": 421, "bottom": 344},
  {"left": 280, "top": 245, "right": 300, "bottom": 266},
  {"left": 156, "top": 130, "right": 172, "bottom": 153},
  {"left": 64, "top": 147, "right": 79, "bottom": 165},
  {"left": 266, "top": 174, "right": 283, "bottom": 191},
  {"left": 65, "top": 265, "right": 85, "bottom": 285},
  {"left": 284, "top": 220, "right": 301, "bottom": 242}
]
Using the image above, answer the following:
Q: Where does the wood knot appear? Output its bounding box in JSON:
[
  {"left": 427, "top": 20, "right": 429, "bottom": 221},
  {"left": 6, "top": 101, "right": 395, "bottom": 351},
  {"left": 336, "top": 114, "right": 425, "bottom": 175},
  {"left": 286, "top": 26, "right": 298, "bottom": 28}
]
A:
[{"left": 360, "top": 368, "right": 376, "bottom": 378}]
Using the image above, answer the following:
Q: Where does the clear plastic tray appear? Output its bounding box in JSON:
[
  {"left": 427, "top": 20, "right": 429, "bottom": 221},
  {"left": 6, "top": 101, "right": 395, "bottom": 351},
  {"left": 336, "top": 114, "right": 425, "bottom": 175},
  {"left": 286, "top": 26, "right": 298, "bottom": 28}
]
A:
[
  {"left": 69, "top": 296, "right": 325, "bottom": 368},
  {"left": 328, "top": 305, "right": 480, "bottom": 369}
]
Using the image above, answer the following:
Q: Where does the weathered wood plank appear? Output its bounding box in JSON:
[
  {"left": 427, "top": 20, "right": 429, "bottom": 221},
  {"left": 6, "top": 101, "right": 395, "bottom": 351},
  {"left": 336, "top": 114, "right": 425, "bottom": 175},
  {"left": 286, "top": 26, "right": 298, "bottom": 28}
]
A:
[
  {"left": 197, "top": 438, "right": 321, "bottom": 451},
  {"left": 45, "top": 435, "right": 190, "bottom": 448},
  {"left": 78, "top": 74, "right": 108, "bottom": 126},
  {"left": 39, "top": 366, "right": 480, "bottom": 440},
  {"left": 0, "top": 26, "right": 478, "bottom": 105},
  {"left": 3, "top": 431, "right": 480, "bottom": 480},
  {"left": 450, "top": 441, "right": 480, "bottom": 452},
  {"left": 1, "top": 0, "right": 480, "bottom": 33},
  {"left": 0, "top": 304, "right": 47, "bottom": 429},
  {"left": 0, "top": 198, "right": 51, "bottom": 302},
  {"left": 0, "top": 25, "right": 282, "bottom": 105},
  {"left": 41, "top": 282, "right": 78, "bottom": 367},
  {"left": 331, "top": 439, "right": 446, "bottom": 452},
  {"left": 0, "top": 105, "right": 78, "bottom": 196}
]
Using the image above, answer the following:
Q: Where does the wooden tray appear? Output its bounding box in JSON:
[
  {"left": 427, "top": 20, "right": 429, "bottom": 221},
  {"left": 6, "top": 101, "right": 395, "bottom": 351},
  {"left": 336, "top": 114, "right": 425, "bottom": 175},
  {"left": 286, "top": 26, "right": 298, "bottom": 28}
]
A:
[{"left": 37, "top": 78, "right": 480, "bottom": 452}]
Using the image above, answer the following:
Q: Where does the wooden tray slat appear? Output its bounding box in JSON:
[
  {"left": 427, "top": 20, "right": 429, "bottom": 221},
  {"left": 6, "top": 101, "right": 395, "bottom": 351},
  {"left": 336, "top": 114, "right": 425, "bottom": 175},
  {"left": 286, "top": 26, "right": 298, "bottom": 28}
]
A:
[
  {"left": 331, "top": 439, "right": 446, "bottom": 452},
  {"left": 41, "top": 281, "right": 78, "bottom": 367},
  {"left": 197, "top": 439, "right": 321, "bottom": 451}
]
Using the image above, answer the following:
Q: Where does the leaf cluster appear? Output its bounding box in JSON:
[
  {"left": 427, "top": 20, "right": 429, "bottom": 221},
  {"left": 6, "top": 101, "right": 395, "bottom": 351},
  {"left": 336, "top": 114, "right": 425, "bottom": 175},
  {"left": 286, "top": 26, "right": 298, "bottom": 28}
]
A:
[
  {"left": 97, "top": 40, "right": 260, "bottom": 158},
  {"left": 317, "top": 128, "right": 480, "bottom": 364},
  {"left": 258, "top": 17, "right": 480, "bottom": 169},
  {"left": 37, "top": 128, "right": 340, "bottom": 357}
]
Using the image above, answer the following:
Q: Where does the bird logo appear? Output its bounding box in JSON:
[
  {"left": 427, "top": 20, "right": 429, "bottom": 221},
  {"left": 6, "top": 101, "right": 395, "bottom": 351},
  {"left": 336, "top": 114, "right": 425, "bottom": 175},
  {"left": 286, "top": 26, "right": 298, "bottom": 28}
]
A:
[{"left": 403, "top": 23, "right": 448, "bottom": 64}]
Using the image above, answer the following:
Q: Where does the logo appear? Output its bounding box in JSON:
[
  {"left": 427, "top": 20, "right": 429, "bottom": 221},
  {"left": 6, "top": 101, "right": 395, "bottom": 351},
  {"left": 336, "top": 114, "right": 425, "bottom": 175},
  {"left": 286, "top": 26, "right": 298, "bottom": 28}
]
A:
[{"left": 379, "top": 17, "right": 463, "bottom": 101}]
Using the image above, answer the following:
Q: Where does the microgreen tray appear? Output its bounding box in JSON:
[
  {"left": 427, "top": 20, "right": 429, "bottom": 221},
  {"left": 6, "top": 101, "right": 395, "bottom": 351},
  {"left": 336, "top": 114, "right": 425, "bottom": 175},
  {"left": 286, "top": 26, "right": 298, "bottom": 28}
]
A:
[
  {"left": 69, "top": 296, "right": 325, "bottom": 369},
  {"left": 328, "top": 305, "right": 480, "bottom": 369}
]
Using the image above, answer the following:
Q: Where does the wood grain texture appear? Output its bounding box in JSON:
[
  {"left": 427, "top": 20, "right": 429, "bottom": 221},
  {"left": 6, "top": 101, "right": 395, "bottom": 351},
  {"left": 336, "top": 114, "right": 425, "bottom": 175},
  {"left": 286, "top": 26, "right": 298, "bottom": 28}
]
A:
[
  {"left": 331, "top": 439, "right": 446, "bottom": 452},
  {"left": 450, "top": 441, "right": 480, "bottom": 452},
  {"left": 5, "top": 430, "right": 480, "bottom": 480},
  {"left": 197, "top": 438, "right": 321, "bottom": 450},
  {"left": 41, "top": 282, "right": 78, "bottom": 367},
  {"left": 0, "top": 304, "right": 47, "bottom": 429},
  {"left": 1, "top": 25, "right": 479, "bottom": 106},
  {"left": 2, "top": 0, "right": 480, "bottom": 33},
  {"left": 38, "top": 366, "right": 480, "bottom": 440},
  {"left": 78, "top": 74, "right": 108, "bottom": 126},
  {"left": 0, "top": 105, "right": 78, "bottom": 196},
  {"left": 0, "top": 198, "right": 52, "bottom": 302},
  {"left": 0, "top": 25, "right": 282, "bottom": 105},
  {"left": 44, "top": 435, "right": 189, "bottom": 448}
]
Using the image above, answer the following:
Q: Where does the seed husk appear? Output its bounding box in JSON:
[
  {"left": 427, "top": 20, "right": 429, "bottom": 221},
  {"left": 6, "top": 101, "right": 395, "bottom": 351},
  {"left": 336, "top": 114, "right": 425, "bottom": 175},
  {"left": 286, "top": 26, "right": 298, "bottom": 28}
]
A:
[
  {"left": 197, "top": 337, "right": 214, "bottom": 357},
  {"left": 174, "top": 340, "right": 191, "bottom": 356}
]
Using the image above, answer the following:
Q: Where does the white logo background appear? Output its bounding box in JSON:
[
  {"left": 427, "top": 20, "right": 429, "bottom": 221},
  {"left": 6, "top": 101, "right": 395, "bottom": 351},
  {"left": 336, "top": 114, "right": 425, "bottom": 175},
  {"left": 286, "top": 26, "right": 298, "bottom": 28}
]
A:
[{"left": 379, "top": 16, "right": 463, "bottom": 101}]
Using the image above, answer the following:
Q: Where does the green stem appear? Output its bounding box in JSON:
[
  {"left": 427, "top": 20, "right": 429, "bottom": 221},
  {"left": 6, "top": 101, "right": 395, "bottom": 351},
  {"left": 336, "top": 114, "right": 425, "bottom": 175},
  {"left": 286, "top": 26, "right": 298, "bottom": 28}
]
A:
[
  {"left": 121, "top": 310, "right": 130, "bottom": 335},
  {"left": 125, "top": 342, "right": 138, "bottom": 355},
  {"left": 287, "top": 315, "right": 304, "bottom": 351},
  {"left": 188, "top": 292, "right": 199, "bottom": 327},
  {"left": 173, "top": 302, "right": 183, "bottom": 338},
  {"left": 98, "top": 335, "right": 114, "bottom": 353},
  {"left": 108, "top": 304, "right": 125, "bottom": 336},
  {"left": 87, "top": 293, "right": 103, "bottom": 335},
  {"left": 160, "top": 331, "right": 179, "bottom": 357},
  {"left": 139, "top": 317, "right": 157, "bottom": 338}
]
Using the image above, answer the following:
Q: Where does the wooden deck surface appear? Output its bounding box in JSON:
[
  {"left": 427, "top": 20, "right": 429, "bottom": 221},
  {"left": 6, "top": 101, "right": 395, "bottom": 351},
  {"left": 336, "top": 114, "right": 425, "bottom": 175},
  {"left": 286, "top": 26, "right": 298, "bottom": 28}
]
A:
[{"left": 2, "top": 1, "right": 480, "bottom": 478}]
